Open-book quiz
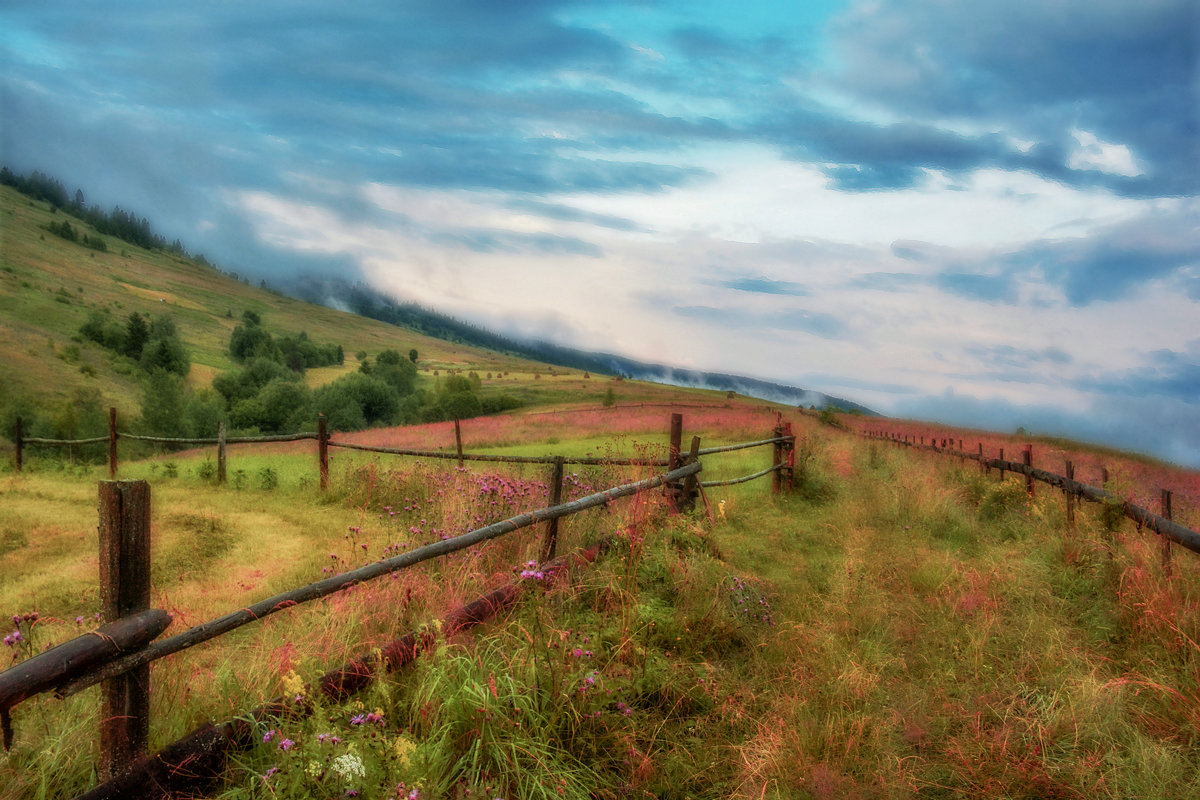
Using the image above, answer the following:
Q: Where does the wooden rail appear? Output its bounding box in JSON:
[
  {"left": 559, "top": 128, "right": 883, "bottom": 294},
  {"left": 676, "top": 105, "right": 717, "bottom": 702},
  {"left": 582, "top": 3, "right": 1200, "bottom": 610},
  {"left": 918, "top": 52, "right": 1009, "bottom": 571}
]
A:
[
  {"left": 2, "top": 411, "right": 798, "bottom": 790},
  {"left": 865, "top": 430, "right": 1200, "bottom": 556}
]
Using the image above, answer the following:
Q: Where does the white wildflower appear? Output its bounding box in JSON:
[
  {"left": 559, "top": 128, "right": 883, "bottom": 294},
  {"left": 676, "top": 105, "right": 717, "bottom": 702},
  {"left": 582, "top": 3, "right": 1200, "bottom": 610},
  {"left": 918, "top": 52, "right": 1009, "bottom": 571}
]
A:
[{"left": 331, "top": 752, "right": 366, "bottom": 783}]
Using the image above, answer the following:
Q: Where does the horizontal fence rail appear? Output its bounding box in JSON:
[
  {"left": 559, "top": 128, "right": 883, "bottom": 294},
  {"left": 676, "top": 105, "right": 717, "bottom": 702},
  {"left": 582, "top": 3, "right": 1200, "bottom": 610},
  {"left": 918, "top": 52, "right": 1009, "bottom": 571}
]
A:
[
  {"left": 1, "top": 409, "right": 805, "bottom": 790},
  {"left": 48, "top": 461, "right": 703, "bottom": 703},
  {"left": 325, "top": 439, "right": 669, "bottom": 467},
  {"left": 701, "top": 463, "right": 783, "bottom": 488}
]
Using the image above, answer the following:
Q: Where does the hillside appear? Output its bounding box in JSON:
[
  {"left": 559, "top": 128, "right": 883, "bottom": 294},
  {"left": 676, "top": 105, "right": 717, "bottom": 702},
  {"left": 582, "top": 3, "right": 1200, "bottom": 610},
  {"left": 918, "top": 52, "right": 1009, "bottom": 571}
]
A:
[{"left": 0, "top": 183, "right": 749, "bottom": 434}]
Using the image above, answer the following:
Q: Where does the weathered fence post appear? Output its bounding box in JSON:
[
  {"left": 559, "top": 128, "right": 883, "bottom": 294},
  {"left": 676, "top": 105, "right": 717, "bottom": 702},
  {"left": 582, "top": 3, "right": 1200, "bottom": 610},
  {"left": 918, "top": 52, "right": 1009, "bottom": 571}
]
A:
[
  {"left": 1161, "top": 489, "right": 1174, "bottom": 576},
  {"left": 1023, "top": 445, "right": 1034, "bottom": 497},
  {"left": 108, "top": 407, "right": 118, "bottom": 479},
  {"left": 97, "top": 480, "right": 151, "bottom": 780},
  {"left": 13, "top": 417, "right": 21, "bottom": 473},
  {"left": 454, "top": 419, "right": 464, "bottom": 468},
  {"left": 979, "top": 443, "right": 986, "bottom": 475},
  {"left": 318, "top": 414, "right": 329, "bottom": 490},
  {"left": 541, "top": 456, "right": 565, "bottom": 562},
  {"left": 998, "top": 448, "right": 1005, "bottom": 481},
  {"left": 680, "top": 436, "right": 701, "bottom": 511},
  {"left": 216, "top": 421, "right": 227, "bottom": 485},
  {"left": 666, "top": 413, "right": 684, "bottom": 510},
  {"left": 1065, "top": 461, "right": 1076, "bottom": 528},
  {"left": 783, "top": 422, "right": 796, "bottom": 491}
]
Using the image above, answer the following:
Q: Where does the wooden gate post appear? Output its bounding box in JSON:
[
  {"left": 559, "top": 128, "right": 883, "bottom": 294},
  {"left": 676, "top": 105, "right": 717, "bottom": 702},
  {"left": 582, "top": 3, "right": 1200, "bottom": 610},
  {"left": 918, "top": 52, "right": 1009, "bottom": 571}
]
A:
[
  {"left": 97, "top": 480, "right": 152, "bottom": 780},
  {"left": 108, "top": 407, "right": 118, "bottom": 479},
  {"left": 216, "top": 421, "right": 227, "bottom": 485},
  {"left": 13, "top": 417, "right": 21, "bottom": 473},
  {"left": 318, "top": 414, "right": 329, "bottom": 490},
  {"left": 1023, "top": 445, "right": 1034, "bottom": 498},
  {"left": 541, "top": 456, "right": 565, "bottom": 562},
  {"left": 1161, "top": 489, "right": 1173, "bottom": 576},
  {"left": 1065, "top": 461, "right": 1076, "bottom": 528}
]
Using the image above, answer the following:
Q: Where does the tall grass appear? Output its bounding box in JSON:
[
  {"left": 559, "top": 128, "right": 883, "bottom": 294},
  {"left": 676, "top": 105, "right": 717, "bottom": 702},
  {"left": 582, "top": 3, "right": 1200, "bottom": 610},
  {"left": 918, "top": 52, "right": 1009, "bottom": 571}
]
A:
[{"left": 3, "top": 418, "right": 1199, "bottom": 799}]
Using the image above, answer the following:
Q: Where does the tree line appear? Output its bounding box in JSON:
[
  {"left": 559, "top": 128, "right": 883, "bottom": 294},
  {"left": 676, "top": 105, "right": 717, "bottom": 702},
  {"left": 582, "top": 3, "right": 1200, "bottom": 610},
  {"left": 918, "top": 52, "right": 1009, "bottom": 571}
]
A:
[{"left": 2, "top": 166, "right": 192, "bottom": 257}]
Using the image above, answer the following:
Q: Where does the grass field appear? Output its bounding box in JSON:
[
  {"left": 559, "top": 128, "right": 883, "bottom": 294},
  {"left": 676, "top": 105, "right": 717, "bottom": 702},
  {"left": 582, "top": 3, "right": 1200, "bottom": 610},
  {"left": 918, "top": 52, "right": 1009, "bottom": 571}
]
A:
[{"left": 2, "top": 407, "right": 1199, "bottom": 799}]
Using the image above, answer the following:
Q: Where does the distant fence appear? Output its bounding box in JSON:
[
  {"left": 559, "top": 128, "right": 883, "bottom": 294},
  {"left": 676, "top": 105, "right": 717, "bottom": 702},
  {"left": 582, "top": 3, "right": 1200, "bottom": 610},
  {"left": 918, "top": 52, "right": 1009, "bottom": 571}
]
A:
[
  {"left": 11, "top": 409, "right": 799, "bottom": 510},
  {"left": 1, "top": 412, "right": 799, "bottom": 798},
  {"left": 863, "top": 429, "right": 1200, "bottom": 566}
]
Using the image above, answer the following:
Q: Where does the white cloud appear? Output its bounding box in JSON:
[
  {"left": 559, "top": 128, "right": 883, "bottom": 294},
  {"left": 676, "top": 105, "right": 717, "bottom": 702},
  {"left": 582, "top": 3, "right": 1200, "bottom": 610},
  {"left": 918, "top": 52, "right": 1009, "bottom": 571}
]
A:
[{"left": 1068, "top": 129, "right": 1142, "bottom": 177}]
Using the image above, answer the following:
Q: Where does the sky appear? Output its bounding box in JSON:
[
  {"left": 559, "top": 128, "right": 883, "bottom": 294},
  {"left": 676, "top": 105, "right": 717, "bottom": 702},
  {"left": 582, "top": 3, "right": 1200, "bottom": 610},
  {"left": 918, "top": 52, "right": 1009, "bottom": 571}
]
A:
[{"left": 2, "top": 0, "right": 1199, "bottom": 465}]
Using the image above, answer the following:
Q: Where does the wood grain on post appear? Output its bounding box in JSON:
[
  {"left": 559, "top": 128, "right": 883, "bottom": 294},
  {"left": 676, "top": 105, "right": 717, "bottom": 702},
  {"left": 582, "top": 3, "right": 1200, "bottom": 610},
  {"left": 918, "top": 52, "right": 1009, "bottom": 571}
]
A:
[
  {"left": 667, "top": 413, "right": 683, "bottom": 509},
  {"left": 97, "top": 481, "right": 152, "bottom": 781},
  {"left": 454, "top": 419, "right": 464, "bottom": 468},
  {"left": 108, "top": 407, "right": 118, "bottom": 479},
  {"left": 318, "top": 415, "right": 329, "bottom": 490},
  {"left": 1065, "top": 461, "right": 1075, "bottom": 528},
  {"left": 1162, "top": 489, "right": 1173, "bottom": 576},
  {"left": 216, "top": 421, "right": 227, "bottom": 485},
  {"left": 682, "top": 435, "right": 701, "bottom": 510},
  {"left": 541, "top": 456, "right": 565, "bottom": 562}
]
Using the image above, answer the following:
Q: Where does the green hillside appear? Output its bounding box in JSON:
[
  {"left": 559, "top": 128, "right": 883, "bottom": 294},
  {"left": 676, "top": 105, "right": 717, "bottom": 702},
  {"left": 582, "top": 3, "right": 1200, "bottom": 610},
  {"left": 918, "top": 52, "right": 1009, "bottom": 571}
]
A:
[{"left": 0, "top": 183, "right": 736, "bottom": 439}]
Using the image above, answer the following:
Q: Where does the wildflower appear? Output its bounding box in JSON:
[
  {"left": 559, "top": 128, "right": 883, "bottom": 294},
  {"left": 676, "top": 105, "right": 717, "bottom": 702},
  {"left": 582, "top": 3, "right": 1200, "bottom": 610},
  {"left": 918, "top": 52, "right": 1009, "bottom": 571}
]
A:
[
  {"left": 279, "top": 738, "right": 295, "bottom": 751},
  {"left": 263, "top": 729, "right": 275, "bottom": 743},
  {"left": 350, "top": 713, "right": 366, "bottom": 725},
  {"left": 264, "top": 766, "right": 279, "bottom": 779},
  {"left": 331, "top": 752, "right": 366, "bottom": 782}
]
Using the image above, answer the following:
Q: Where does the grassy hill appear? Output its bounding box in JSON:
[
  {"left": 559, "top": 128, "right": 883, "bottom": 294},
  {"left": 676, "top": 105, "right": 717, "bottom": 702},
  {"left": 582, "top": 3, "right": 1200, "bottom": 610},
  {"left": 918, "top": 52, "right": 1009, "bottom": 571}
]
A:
[{"left": 0, "top": 183, "right": 746, "bottom": 434}]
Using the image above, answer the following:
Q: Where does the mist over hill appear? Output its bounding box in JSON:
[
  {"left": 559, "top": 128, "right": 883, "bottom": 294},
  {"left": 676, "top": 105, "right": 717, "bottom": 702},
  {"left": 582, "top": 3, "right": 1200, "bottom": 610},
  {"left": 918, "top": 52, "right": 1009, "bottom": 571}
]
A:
[{"left": 289, "top": 276, "right": 875, "bottom": 415}]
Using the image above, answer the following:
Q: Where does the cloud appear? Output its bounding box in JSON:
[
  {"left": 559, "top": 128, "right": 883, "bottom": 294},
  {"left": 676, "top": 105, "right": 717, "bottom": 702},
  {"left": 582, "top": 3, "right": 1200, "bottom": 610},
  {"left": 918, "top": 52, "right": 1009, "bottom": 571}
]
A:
[
  {"left": 824, "top": 0, "right": 1199, "bottom": 197},
  {"left": 671, "top": 305, "right": 847, "bottom": 339},
  {"left": 964, "top": 344, "right": 1074, "bottom": 369},
  {"left": 718, "top": 277, "right": 808, "bottom": 296}
]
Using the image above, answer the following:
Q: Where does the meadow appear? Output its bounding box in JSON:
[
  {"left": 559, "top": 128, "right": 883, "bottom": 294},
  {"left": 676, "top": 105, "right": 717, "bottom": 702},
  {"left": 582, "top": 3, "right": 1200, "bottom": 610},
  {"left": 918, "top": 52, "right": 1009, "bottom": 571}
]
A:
[{"left": 2, "top": 405, "right": 1199, "bottom": 799}]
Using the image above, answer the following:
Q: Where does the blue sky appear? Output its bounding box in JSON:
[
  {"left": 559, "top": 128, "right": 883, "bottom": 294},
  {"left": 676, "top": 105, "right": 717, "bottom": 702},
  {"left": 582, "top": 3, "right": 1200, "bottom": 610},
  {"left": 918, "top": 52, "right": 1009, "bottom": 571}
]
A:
[{"left": 2, "top": 0, "right": 1198, "bottom": 465}]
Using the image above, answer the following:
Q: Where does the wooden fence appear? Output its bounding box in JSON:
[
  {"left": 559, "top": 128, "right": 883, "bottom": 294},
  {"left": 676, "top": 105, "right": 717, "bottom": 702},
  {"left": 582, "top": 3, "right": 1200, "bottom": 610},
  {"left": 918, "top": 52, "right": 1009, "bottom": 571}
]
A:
[
  {"left": 0, "top": 412, "right": 797, "bottom": 798},
  {"left": 863, "top": 429, "right": 1200, "bottom": 565}
]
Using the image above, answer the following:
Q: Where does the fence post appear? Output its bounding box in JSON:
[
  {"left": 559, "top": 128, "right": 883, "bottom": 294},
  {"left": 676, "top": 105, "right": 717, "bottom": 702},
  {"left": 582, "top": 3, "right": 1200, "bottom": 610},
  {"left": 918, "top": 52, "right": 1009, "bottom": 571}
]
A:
[
  {"left": 783, "top": 422, "right": 796, "bottom": 491},
  {"left": 1023, "top": 445, "right": 1034, "bottom": 497},
  {"left": 666, "top": 413, "right": 683, "bottom": 510},
  {"left": 1065, "top": 461, "right": 1075, "bottom": 528},
  {"left": 1161, "top": 489, "right": 1173, "bottom": 576},
  {"left": 541, "top": 456, "right": 565, "bottom": 562},
  {"left": 978, "top": 443, "right": 986, "bottom": 475},
  {"left": 318, "top": 414, "right": 329, "bottom": 490},
  {"left": 97, "top": 480, "right": 151, "bottom": 781},
  {"left": 454, "top": 419, "right": 464, "bottom": 469},
  {"left": 13, "top": 416, "right": 21, "bottom": 473},
  {"left": 681, "top": 436, "right": 701, "bottom": 511},
  {"left": 998, "top": 448, "right": 1005, "bottom": 481},
  {"left": 217, "top": 421, "right": 227, "bottom": 485},
  {"left": 108, "top": 407, "right": 118, "bottom": 479}
]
